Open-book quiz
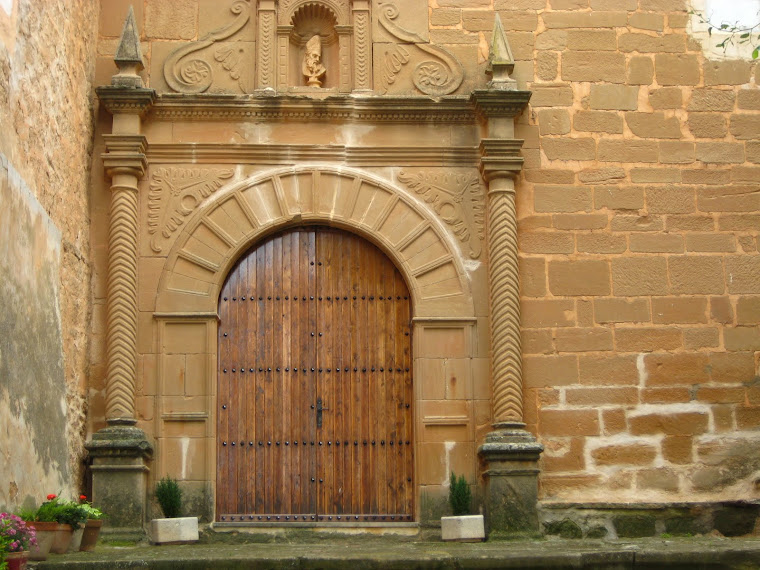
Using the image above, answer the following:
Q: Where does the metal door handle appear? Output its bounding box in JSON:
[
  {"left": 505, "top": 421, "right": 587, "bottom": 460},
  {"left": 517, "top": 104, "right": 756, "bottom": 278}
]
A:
[{"left": 316, "top": 398, "right": 329, "bottom": 428}]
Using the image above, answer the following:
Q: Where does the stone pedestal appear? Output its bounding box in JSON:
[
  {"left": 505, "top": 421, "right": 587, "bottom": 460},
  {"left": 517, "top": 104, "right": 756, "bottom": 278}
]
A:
[
  {"left": 478, "top": 422, "right": 543, "bottom": 535},
  {"left": 86, "top": 426, "right": 153, "bottom": 538}
]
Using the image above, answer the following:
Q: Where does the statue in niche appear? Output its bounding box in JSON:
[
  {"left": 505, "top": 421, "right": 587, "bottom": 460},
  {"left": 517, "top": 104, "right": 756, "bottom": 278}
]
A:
[{"left": 302, "top": 34, "right": 326, "bottom": 87}]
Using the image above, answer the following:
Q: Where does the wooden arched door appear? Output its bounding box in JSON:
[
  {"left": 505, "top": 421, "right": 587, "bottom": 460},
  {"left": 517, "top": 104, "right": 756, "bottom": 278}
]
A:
[{"left": 217, "top": 227, "right": 414, "bottom": 523}]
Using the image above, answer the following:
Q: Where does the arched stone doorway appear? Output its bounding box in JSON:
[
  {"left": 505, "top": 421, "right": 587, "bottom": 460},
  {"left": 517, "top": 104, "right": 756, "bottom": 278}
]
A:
[{"left": 216, "top": 226, "right": 414, "bottom": 522}]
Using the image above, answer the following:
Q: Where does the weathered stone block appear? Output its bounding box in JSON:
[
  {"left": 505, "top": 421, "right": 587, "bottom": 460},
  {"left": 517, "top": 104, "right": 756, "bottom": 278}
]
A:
[
  {"left": 628, "top": 12, "right": 664, "bottom": 31},
  {"left": 688, "top": 113, "right": 728, "bottom": 138},
  {"left": 655, "top": 54, "right": 700, "bottom": 85},
  {"left": 567, "top": 30, "right": 617, "bottom": 50},
  {"left": 530, "top": 85, "right": 574, "bottom": 107},
  {"left": 669, "top": 256, "right": 725, "bottom": 294},
  {"left": 594, "top": 186, "right": 644, "bottom": 209},
  {"left": 688, "top": 89, "right": 736, "bottom": 112},
  {"left": 696, "top": 142, "right": 745, "bottom": 164},
  {"left": 590, "top": 84, "right": 639, "bottom": 110},
  {"left": 536, "top": 51, "right": 559, "bottom": 81},
  {"left": 595, "top": 298, "right": 650, "bottom": 323},
  {"left": 534, "top": 184, "right": 592, "bottom": 212},
  {"left": 626, "top": 112, "right": 682, "bottom": 138},
  {"left": 646, "top": 185, "right": 695, "bottom": 213},
  {"left": 562, "top": 51, "right": 626, "bottom": 83},
  {"left": 627, "top": 56, "right": 654, "bottom": 84},
  {"left": 592, "top": 445, "right": 657, "bottom": 467},
  {"left": 659, "top": 141, "right": 695, "bottom": 164},
  {"left": 729, "top": 114, "right": 760, "bottom": 140},
  {"left": 613, "top": 514, "right": 657, "bottom": 538},
  {"left": 738, "top": 89, "right": 760, "bottom": 110},
  {"left": 644, "top": 353, "right": 710, "bottom": 385},
  {"left": 704, "top": 60, "right": 752, "bottom": 86},
  {"left": 579, "top": 355, "right": 639, "bottom": 385},
  {"left": 542, "top": 137, "right": 596, "bottom": 161},
  {"left": 574, "top": 111, "right": 624, "bottom": 133},
  {"left": 538, "top": 109, "right": 571, "bottom": 135},
  {"left": 630, "top": 233, "right": 684, "bottom": 253},
  {"left": 612, "top": 257, "right": 668, "bottom": 295},
  {"left": 649, "top": 87, "right": 682, "bottom": 109},
  {"left": 599, "top": 140, "right": 658, "bottom": 162},
  {"left": 618, "top": 32, "right": 686, "bottom": 53},
  {"left": 548, "top": 260, "right": 611, "bottom": 296}
]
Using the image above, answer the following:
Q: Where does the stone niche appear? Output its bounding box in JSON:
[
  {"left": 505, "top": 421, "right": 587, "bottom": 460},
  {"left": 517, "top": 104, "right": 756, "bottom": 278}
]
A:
[{"left": 283, "top": 3, "right": 339, "bottom": 90}]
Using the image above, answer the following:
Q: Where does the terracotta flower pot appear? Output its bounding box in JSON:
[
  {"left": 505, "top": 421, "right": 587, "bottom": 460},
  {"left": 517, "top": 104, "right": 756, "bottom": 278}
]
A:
[
  {"left": 79, "top": 519, "right": 103, "bottom": 551},
  {"left": 67, "top": 526, "right": 85, "bottom": 553},
  {"left": 26, "top": 520, "right": 57, "bottom": 561},
  {"left": 49, "top": 523, "right": 73, "bottom": 554},
  {"left": 4, "top": 550, "right": 29, "bottom": 570}
]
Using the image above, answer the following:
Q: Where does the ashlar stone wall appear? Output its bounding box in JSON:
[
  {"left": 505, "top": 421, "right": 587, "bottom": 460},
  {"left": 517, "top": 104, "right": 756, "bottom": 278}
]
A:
[
  {"left": 0, "top": 0, "right": 98, "bottom": 510},
  {"left": 437, "top": 0, "right": 760, "bottom": 503}
]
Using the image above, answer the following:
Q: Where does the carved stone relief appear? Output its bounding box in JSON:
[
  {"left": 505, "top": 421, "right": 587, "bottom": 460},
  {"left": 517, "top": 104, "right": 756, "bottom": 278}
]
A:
[
  {"left": 148, "top": 168, "right": 235, "bottom": 253},
  {"left": 377, "top": 3, "right": 463, "bottom": 96},
  {"left": 162, "top": 0, "right": 253, "bottom": 94},
  {"left": 398, "top": 170, "right": 484, "bottom": 259}
]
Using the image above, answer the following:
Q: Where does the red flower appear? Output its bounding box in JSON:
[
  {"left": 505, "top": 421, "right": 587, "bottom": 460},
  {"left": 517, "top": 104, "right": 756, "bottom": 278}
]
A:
[
  {"left": 80, "top": 495, "right": 87, "bottom": 501},
  {"left": 46, "top": 494, "right": 56, "bottom": 500}
]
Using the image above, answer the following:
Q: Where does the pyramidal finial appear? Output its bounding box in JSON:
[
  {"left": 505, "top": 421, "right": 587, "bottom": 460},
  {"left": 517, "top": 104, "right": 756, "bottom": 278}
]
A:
[
  {"left": 487, "top": 13, "right": 517, "bottom": 90},
  {"left": 112, "top": 6, "right": 144, "bottom": 87}
]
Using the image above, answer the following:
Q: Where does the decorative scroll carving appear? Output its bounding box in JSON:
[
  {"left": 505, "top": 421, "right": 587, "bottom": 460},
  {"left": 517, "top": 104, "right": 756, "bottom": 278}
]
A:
[
  {"left": 378, "top": 3, "right": 463, "bottom": 96},
  {"left": 488, "top": 187, "right": 523, "bottom": 424},
  {"left": 163, "top": 0, "right": 251, "bottom": 93},
  {"left": 381, "top": 44, "right": 410, "bottom": 90},
  {"left": 148, "top": 168, "right": 235, "bottom": 253},
  {"left": 398, "top": 171, "right": 484, "bottom": 259},
  {"left": 106, "top": 185, "right": 139, "bottom": 421}
]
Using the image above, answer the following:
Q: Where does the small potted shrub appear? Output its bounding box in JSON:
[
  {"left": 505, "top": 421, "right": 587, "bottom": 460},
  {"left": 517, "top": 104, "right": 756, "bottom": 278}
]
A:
[
  {"left": 1, "top": 512, "right": 37, "bottom": 570},
  {"left": 441, "top": 473, "right": 485, "bottom": 542},
  {"left": 77, "top": 496, "right": 104, "bottom": 552},
  {"left": 34, "top": 494, "right": 87, "bottom": 554},
  {"left": 150, "top": 476, "right": 198, "bottom": 545}
]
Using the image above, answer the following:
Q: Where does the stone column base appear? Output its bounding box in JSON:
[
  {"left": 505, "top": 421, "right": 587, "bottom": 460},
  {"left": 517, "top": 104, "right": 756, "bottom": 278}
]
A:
[
  {"left": 86, "top": 425, "right": 153, "bottom": 538},
  {"left": 478, "top": 422, "right": 543, "bottom": 536}
]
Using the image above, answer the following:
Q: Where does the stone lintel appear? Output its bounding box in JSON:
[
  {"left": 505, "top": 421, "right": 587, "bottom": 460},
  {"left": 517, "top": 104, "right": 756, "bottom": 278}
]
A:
[
  {"left": 97, "top": 86, "right": 157, "bottom": 116},
  {"left": 150, "top": 94, "right": 475, "bottom": 123},
  {"left": 471, "top": 90, "right": 531, "bottom": 121}
]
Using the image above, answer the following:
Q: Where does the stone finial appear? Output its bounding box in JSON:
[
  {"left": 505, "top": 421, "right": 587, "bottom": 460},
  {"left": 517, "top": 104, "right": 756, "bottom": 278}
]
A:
[
  {"left": 113, "top": 6, "right": 144, "bottom": 88},
  {"left": 486, "top": 14, "right": 517, "bottom": 91}
]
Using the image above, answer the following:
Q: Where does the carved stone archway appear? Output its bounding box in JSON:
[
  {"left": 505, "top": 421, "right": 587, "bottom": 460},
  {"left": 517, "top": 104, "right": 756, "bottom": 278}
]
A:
[{"left": 155, "top": 166, "right": 474, "bottom": 319}]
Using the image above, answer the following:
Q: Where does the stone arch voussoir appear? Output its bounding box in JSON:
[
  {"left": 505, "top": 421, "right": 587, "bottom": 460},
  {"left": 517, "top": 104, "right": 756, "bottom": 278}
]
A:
[{"left": 156, "top": 166, "right": 474, "bottom": 318}]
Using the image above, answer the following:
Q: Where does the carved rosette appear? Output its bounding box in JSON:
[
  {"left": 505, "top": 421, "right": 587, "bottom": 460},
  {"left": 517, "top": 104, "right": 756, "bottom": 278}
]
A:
[
  {"left": 487, "top": 184, "right": 522, "bottom": 424},
  {"left": 378, "top": 3, "right": 463, "bottom": 96},
  {"left": 398, "top": 170, "right": 484, "bottom": 259},
  {"left": 148, "top": 167, "right": 235, "bottom": 253}
]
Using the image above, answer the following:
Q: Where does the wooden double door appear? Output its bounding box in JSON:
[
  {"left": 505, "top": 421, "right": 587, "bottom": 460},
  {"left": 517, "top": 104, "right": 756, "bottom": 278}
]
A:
[{"left": 217, "top": 227, "right": 414, "bottom": 523}]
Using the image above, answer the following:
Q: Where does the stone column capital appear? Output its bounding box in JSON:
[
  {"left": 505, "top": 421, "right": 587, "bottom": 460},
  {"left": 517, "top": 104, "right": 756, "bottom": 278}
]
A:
[
  {"left": 480, "top": 139, "right": 525, "bottom": 183},
  {"left": 102, "top": 134, "right": 149, "bottom": 180},
  {"left": 96, "top": 86, "right": 156, "bottom": 117}
]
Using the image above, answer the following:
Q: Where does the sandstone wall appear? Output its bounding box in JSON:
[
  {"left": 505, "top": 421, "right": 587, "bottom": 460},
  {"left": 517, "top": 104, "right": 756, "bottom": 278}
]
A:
[
  {"left": 88, "top": 0, "right": 759, "bottom": 515},
  {"left": 0, "top": 0, "right": 97, "bottom": 510}
]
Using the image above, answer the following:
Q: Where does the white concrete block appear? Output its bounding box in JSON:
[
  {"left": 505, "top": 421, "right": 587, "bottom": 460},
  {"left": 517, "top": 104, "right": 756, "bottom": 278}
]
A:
[
  {"left": 441, "top": 514, "right": 485, "bottom": 542},
  {"left": 150, "top": 517, "right": 199, "bottom": 544}
]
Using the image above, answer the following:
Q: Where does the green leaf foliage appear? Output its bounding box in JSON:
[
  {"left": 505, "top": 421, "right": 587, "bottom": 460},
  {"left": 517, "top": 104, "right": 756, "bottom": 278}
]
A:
[
  {"left": 155, "top": 476, "right": 183, "bottom": 519},
  {"left": 448, "top": 472, "right": 472, "bottom": 516}
]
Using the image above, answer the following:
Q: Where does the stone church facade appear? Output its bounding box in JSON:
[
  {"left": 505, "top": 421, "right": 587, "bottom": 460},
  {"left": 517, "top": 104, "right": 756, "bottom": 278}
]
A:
[{"left": 1, "top": 0, "right": 759, "bottom": 537}]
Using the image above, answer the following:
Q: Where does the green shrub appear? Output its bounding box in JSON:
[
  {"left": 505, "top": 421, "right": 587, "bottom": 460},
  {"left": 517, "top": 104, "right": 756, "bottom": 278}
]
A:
[
  {"left": 449, "top": 472, "right": 472, "bottom": 516},
  {"left": 155, "top": 476, "right": 183, "bottom": 518}
]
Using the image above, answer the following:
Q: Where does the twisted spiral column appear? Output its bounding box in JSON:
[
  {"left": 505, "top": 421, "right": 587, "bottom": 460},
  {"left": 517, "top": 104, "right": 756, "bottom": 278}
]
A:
[
  {"left": 487, "top": 179, "right": 523, "bottom": 425},
  {"left": 105, "top": 171, "right": 140, "bottom": 424}
]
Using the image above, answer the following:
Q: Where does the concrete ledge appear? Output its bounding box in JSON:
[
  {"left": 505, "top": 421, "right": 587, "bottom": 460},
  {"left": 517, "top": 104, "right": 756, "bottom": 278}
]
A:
[{"left": 33, "top": 536, "right": 760, "bottom": 569}]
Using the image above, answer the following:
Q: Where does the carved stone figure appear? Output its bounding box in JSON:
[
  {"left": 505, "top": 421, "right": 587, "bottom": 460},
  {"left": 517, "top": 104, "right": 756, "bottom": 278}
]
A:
[{"left": 303, "top": 34, "right": 327, "bottom": 87}]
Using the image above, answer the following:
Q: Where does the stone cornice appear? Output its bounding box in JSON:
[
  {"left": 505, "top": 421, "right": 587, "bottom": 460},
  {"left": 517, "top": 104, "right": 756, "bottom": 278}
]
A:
[
  {"left": 102, "top": 134, "right": 149, "bottom": 179},
  {"left": 97, "top": 86, "right": 157, "bottom": 116},
  {"left": 149, "top": 93, "right": 477, "bottom": 123},
  {"left": 147, "top": 143, "right": 479, "bottom": 166},
  {"left": 471, "top": 90, "right": 531, "bottom": 120}
]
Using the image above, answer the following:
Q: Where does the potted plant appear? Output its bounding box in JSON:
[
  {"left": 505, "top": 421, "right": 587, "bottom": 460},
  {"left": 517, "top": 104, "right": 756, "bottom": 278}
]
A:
[
  {"left": 77, "top": 495, "right": 104, "bottom": 552},
  {"left": 34, "top": 495, "right": 87, "bottom": 554},
  {"left": 150, "top": 476, "right": 198, "bottom": 545},
  {"left": 0, "top": 512, "right": 37, "bottom": 570},
  {"left": 441, "top": 472, "right": 485, "bottom": 542},
  {"left": 16, "top": 505, "right": 55, "bottom": 562}
]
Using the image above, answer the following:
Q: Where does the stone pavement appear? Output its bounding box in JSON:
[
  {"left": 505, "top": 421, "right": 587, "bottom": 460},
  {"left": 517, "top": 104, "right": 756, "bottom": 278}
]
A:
[{"left": 31, "top": 535, "right": 760, "bottom": 569}]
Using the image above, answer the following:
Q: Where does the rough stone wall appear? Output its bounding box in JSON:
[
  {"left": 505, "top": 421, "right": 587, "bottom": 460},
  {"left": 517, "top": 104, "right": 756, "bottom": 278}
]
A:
[
  {"left": 424, "top": 0, "right": 760, "bottom": 502},
  {"left": 0, "top": 0, "right": 98, "bottom": 510}
]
